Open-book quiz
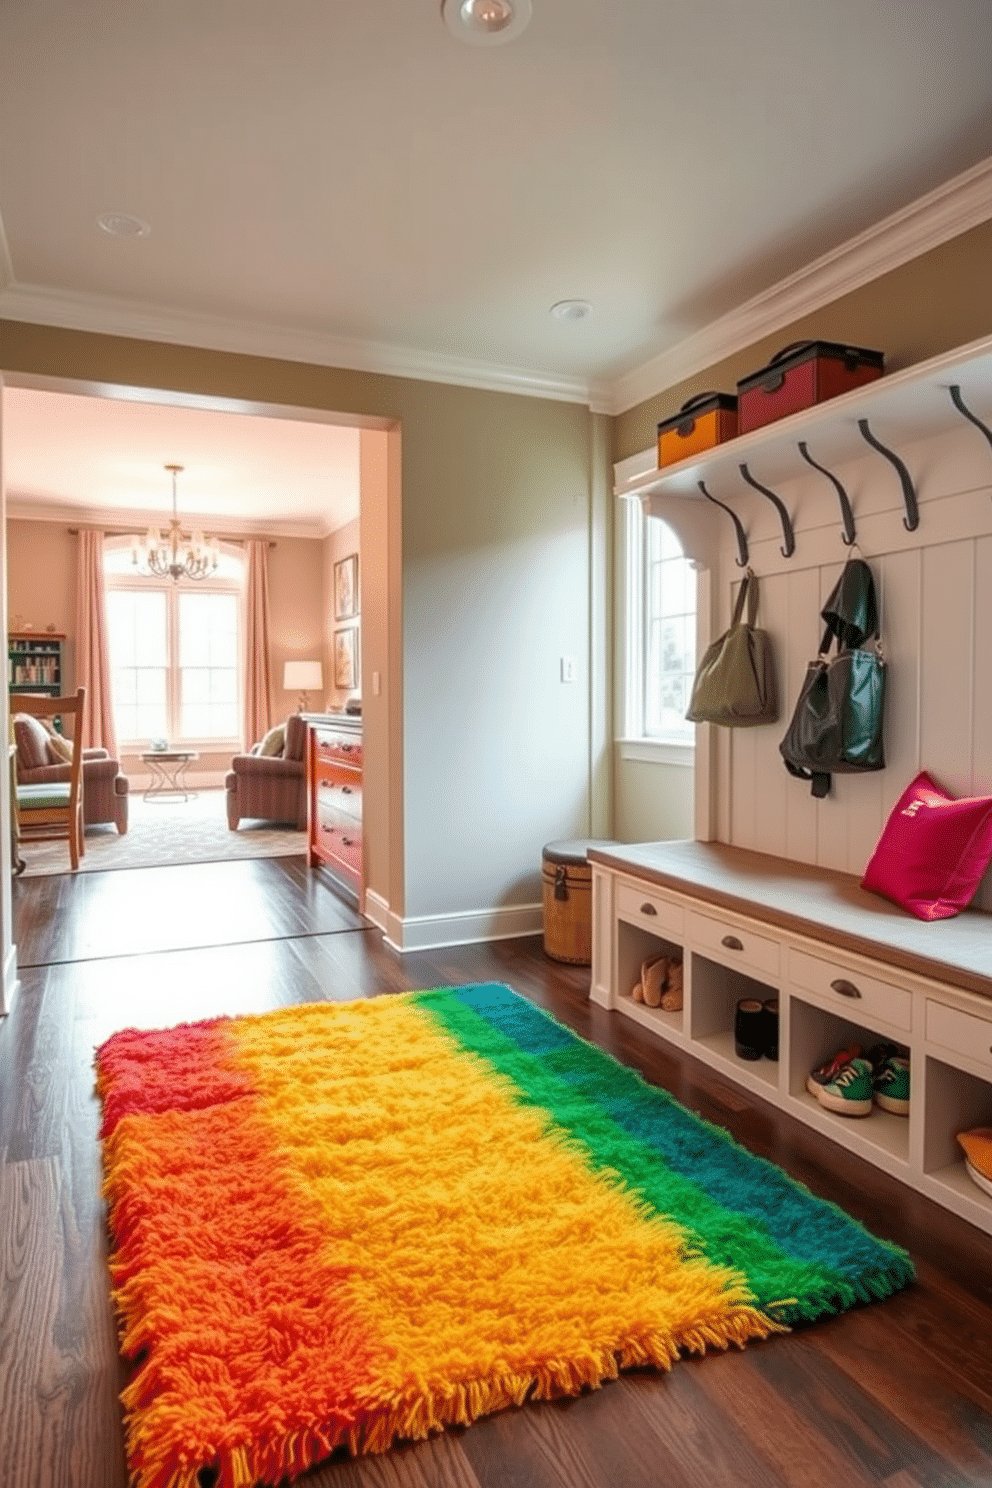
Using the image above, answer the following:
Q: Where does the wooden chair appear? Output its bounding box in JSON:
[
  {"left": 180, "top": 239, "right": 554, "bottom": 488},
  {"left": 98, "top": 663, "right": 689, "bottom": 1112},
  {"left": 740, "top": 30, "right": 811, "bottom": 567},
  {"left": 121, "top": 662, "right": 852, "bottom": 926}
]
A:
[{"left": 14, "top": 688, "right": 86, "bottom": 871}]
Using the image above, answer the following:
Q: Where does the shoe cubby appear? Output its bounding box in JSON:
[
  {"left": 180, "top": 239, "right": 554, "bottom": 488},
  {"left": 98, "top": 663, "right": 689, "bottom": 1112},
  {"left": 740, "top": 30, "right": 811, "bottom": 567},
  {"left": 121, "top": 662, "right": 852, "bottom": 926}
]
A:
[
  {"left": 615, "top": 917, "right": 685, "bottom": 1037},
  {"left": 688, "top": 952, "right": 779, "bottom": 1093},
  {"left": 787, "top": 995, "right": 911, "bottom": 1166},
  {"left": 593, "top": 844, "right": 992, "bottom": 1236},
  {"left": 921, "top": 1056, "right": 992, "bottom": 1220}
]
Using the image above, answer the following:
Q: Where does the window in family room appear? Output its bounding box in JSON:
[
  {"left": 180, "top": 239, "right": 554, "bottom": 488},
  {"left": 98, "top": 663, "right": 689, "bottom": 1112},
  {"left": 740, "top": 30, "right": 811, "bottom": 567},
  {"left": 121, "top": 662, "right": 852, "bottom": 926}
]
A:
[{"left": 104, "top": 543, "right": 244, "bottom": 746}]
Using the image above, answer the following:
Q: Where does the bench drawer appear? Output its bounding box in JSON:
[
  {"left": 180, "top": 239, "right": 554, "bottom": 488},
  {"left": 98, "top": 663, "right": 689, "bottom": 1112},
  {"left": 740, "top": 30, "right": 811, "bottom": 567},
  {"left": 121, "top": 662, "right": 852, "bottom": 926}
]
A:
[
  {"left": 688, "top": 909, "right": 779, "bottom": 979},
  {"left": 926, "top": 1000, "right": 992, "bottom": 1075},
  {"left": 616, "top": 882, "right": 684, "bottom": 940},
  {"left": 790, "top": 948, "right": 912, "bottom": 1031}
]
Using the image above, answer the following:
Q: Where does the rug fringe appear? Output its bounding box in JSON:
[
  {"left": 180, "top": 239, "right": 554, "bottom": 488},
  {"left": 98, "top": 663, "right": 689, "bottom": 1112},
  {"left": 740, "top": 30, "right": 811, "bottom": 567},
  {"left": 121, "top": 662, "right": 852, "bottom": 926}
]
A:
[{"left": 113, "top": 1308, "right": 785, "bottom": 1488}]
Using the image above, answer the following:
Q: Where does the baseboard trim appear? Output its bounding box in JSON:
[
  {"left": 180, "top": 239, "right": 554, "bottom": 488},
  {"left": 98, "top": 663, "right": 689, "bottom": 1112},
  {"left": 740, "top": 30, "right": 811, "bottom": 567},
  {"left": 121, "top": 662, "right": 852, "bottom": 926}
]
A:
[{"left": 362, "top": 895, "right": 543, "bottom": 953}]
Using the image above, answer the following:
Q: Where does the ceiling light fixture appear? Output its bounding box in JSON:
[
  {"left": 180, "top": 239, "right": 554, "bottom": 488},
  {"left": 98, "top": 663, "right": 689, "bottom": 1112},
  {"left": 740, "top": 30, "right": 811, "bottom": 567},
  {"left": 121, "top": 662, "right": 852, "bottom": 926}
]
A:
[
  {"left": 550, "top": 299, "right": 592, "bottom": 321},
  {"left": 97, "top": 211, "right": 151, "bottom": 238},
  {"left": 132, "top": 465, "right": 219, "bottom": 583},
  {"left": 441, "top": 0, "right": 532, "bottom": 46}
]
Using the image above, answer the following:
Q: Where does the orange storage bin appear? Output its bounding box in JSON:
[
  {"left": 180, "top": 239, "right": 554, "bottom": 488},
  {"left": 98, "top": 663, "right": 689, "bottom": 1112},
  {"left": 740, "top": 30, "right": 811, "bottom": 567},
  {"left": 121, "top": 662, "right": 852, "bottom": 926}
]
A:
[{"left": 657, "top": 391, "right": 738, "bottom": 468}]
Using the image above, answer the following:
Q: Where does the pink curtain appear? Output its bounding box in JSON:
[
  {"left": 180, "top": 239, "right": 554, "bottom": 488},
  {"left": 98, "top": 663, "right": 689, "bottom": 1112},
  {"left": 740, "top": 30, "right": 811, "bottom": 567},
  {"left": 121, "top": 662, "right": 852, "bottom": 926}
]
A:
[
  {"left": 75, "top": 529, "right": 119, "bottom": 756},
  {"left": 243, "top": 539, "right": 273, "bottom": 747}
]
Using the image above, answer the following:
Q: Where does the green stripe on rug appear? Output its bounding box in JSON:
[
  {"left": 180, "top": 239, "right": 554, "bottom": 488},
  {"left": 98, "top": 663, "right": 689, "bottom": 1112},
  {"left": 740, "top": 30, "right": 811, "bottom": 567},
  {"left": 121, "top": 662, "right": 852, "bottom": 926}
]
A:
[{"left": 411, "top": 984, "right": 914, "bottom": 1326}]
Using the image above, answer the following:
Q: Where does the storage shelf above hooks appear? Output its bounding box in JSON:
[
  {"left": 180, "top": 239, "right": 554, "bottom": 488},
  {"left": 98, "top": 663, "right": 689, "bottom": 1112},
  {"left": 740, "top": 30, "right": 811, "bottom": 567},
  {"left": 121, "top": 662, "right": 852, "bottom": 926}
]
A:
[{"left": 615, "top": 331, "right": 992, "bottom": 509}]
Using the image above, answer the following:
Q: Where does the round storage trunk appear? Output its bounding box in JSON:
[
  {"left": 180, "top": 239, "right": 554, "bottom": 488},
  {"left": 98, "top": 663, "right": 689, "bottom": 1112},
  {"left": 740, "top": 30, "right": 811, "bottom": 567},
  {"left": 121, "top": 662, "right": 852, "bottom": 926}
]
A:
[{"left": 541, "top": 839, "right": 613, "bottom": 965}]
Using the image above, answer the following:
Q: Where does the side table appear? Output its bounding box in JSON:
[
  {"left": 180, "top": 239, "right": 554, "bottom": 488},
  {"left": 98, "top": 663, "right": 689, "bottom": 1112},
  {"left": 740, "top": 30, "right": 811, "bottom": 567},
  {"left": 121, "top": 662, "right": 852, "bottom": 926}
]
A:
[{"left": 141, "top": 750, "right": 199, "bottom": 802}]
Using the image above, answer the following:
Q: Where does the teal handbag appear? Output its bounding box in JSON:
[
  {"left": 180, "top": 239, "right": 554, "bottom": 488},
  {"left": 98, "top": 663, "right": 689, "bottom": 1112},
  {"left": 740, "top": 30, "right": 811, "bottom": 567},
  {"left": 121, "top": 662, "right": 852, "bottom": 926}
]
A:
[{"left": 779, "top": 559, "right": 886, "bottom": 798}]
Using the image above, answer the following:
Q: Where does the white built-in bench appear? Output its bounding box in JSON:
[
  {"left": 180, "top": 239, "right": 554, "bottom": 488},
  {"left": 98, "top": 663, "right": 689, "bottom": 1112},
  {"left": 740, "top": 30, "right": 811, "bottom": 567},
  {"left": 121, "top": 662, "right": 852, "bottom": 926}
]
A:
[{"left": 589, "top": 840, "right": 992, "bottom": 1237}]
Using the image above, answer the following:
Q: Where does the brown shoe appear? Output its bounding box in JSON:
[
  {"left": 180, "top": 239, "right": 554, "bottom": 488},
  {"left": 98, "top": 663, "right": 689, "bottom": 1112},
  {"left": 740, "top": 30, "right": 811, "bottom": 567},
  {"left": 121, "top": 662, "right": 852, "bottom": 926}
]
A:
[
  {"left": 660, "top": 960, "right": 683, "bottom": 1012},
  {"left": 642, "top": 955, "right": 669, "bottom": 1008}
]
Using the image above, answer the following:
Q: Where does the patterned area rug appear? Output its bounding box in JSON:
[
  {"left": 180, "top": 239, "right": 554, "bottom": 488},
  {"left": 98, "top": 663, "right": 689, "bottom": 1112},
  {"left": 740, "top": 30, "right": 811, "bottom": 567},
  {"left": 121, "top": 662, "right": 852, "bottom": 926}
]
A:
[
  {"left": 18, "top": 788, "right": 305, "bottom": 876},
  {"left": 95, "top": 983, "right": 914, "bottom": 1488}
]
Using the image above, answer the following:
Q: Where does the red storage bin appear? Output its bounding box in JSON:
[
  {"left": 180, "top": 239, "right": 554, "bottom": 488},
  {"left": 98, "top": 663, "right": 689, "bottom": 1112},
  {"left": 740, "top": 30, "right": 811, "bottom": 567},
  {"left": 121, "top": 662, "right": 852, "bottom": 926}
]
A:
[{"left": 737, "top": 340, "right": 885, "bottom": 434}]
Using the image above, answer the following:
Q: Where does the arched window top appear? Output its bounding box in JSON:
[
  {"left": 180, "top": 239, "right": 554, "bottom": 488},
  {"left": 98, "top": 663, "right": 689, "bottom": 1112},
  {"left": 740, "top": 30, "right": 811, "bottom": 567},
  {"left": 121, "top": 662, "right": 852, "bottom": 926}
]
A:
[{"left": 624, "top": 505, "right": 697, "bottom": 749}]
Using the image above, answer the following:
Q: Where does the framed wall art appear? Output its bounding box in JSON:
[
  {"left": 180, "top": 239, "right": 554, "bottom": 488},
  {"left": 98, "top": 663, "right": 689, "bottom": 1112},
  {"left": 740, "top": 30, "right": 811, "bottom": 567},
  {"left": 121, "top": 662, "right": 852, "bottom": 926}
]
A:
[
  {"left": 334, "top": 553, "right": 358, "bottom": 620},
  {"left": 334, "top": 626, "right": 359, "bottom": 690}
]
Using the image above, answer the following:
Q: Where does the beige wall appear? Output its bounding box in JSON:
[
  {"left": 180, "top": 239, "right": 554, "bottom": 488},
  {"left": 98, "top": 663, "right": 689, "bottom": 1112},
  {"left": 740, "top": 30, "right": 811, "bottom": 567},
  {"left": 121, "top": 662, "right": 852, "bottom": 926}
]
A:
[
  {"left": 611, "top": 217, "right": 992, "bottom": 851},
  {"left": 322, "top": 516, "right": 361, "bottom": 712},
  {"left": 6, "top": 519, "right": 76, "bottom": 680},
  {"left": 268, "top": 534, "right": 326, "bottom": 725},
  {"left": 0, "top": 323, "right": 604, "bottom": 943},
  {"left": 614, "top": 216, "right": 992, "bottom": 463}
]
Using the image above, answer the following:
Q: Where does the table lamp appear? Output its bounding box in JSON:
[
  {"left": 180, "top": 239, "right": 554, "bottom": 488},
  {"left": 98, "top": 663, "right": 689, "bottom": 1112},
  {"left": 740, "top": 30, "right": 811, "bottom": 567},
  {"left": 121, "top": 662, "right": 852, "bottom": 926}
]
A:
[{"left": 284, "top": 660, "right": 323, "bottom": 713}]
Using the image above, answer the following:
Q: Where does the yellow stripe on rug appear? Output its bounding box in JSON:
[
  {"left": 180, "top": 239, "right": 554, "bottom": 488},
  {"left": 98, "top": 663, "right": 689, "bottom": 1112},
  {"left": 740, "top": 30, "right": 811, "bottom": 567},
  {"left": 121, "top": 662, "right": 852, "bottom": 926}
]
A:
[{"left": 229, "top": 996, "right": 771, "bottom": 1451}]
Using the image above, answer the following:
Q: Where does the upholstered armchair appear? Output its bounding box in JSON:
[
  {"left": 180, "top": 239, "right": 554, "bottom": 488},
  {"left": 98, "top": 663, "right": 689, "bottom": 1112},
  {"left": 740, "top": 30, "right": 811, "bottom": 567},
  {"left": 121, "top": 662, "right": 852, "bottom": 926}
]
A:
[
  {"left": 13, "top": 709, "right": 129, "bottom": 833},
  {"left": 225, "top": 713, "right": 308, "bottom": 830}
]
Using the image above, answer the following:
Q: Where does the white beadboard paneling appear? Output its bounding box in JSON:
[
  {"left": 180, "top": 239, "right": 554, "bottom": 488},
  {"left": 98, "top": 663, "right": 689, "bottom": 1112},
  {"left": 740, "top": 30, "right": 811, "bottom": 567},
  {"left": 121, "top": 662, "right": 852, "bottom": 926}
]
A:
[
  {"left": 699, "top": 419, "right": 992, "bottom": 898},
  {"left": 973, "top": 536, "right": 992, "bottom": 914},
  {"left": 872, "top": 546, "right": 922, "bottom": 833},
  {"left": 920, "top": 541, "right": 975, "bottom": 796},
  {"left": 749, "top": 566, "right": 790, "bottom": 861},
  {"left": 814, "top": 562, "right": 859, "bottom": 874},
  {"left": 782, "top": 564, "right": 823, "bottom": 865}
]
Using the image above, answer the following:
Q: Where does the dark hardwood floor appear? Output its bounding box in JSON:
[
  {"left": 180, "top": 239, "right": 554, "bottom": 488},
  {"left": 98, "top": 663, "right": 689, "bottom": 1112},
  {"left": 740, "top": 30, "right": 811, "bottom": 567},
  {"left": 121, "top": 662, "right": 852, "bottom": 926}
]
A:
[{"left": 2, "top": 855, "right": 992, "bottom": 1488}]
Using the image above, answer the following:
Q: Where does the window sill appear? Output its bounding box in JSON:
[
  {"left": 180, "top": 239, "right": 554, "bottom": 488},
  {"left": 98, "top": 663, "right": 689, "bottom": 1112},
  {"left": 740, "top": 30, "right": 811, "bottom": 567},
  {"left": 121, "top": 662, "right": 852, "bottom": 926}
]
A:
[{"left": 617, "top": 738, "right": 695, "bottom": 766}]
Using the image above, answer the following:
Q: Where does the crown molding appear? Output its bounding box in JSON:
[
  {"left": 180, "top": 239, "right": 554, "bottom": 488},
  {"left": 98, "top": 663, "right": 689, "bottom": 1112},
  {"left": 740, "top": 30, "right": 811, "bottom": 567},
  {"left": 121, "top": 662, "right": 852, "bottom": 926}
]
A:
[
  {"left": 3, "top": 155, "right": 990, "bottom": 421},
  {"left": 0, "top": 279, "right": 602, "bottom": 410},
  {"left": 4, "top": 495, "right": 331, "bottom": 541},
  {"left": 609, "top": 154, "right": 992, "bottom": 416}
]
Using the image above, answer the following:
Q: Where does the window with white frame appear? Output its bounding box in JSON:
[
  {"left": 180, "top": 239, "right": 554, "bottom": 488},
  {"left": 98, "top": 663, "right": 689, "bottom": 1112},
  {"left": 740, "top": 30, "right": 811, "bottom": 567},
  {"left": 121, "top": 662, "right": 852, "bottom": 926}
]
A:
[
  {"left": 104, "top": 543, "right": 244, "bottom": 747},
  {"left": 624, "top": 498, "right": 697, "bottom": 749}
]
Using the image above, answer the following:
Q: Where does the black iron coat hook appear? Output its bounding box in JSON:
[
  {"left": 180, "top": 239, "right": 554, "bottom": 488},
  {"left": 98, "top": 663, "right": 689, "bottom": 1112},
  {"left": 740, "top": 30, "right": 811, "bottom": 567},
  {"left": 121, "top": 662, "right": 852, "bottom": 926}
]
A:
[
  {"left": 698, "top": 480, "right": 749, "bottom": 567},
  {"left": 858, "top": 418, "right": 919, "bottom": 531},
  {"left": 797, "top": 441, "right": 856, "bottom": 546},
  {"left": 949, "top": 384, "right": 992, "bottom": 463},
  {"left": 738, "top": 463, "right": 796, "bottom": 558}
]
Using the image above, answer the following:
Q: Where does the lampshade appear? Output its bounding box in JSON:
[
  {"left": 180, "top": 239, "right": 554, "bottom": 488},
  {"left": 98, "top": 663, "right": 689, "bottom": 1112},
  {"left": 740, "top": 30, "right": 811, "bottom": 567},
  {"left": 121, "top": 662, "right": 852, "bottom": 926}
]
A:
[
  {"left": 284, "top": 660, "right": 323, "bottom": 712},
  {"left": 283, "top": 661, "right": 323, "bottom": 692}
]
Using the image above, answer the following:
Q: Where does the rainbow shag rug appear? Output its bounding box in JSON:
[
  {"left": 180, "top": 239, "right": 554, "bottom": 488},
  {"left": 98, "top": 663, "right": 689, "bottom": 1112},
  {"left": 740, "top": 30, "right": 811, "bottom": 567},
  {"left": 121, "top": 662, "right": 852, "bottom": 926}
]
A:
[{"left": 95, "top": 983, "right": 914, "bottom": 1488}]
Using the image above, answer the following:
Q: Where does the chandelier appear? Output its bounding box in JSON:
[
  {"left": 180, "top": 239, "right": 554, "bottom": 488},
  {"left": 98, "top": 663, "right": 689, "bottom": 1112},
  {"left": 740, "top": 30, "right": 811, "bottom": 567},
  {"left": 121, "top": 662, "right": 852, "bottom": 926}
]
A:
[{"left": 132, "top": 464, "right": 219, "bottom": 581}]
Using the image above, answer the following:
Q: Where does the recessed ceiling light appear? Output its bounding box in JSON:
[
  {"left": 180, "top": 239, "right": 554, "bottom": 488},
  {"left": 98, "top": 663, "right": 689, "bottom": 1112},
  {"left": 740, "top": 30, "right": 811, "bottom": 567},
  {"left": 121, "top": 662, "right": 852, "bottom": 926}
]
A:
[
  {"left": 97, "top": 212, "right": 151, "bottom": 238},
  {"left": 441, "top": 0, "right": 533, "bottom": 46},
  {"left": 550, "top": 299, "right": 592, "bottom": 321}
]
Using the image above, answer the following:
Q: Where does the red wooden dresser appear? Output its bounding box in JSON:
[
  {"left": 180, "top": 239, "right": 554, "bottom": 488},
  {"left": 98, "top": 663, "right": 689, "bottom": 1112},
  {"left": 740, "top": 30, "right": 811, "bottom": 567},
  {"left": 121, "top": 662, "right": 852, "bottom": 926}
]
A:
[{"left": 306, "top": 714, "right": 362, "bottom": 899}]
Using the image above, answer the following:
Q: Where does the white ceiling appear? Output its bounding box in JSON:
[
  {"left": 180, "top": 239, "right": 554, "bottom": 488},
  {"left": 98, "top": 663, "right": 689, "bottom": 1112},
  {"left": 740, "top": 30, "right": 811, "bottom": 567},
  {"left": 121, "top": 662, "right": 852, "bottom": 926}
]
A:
[
  {"left": 2, "top": 386, "right": 362, "bottom": 536},
  {"left": 1, "top": 0, "right": 991, "bottom": 522}
]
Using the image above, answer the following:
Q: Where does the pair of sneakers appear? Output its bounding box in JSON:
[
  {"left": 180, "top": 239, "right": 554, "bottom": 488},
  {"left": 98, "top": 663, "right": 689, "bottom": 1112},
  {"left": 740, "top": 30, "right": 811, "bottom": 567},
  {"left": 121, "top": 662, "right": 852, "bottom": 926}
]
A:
[{"left": 806, "top": 1042, "right": 910, "bottom": 1117}]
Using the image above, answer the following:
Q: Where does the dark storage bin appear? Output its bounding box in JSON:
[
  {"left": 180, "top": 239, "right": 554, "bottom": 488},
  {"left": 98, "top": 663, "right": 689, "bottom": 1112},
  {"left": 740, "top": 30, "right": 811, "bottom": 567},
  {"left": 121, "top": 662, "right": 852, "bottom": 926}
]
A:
[
  {"left": 737, "top": 340, "right": 884, "bottom": 434},
  {"left": 657, "top": 391, "right": 738, "bottom": 468}
]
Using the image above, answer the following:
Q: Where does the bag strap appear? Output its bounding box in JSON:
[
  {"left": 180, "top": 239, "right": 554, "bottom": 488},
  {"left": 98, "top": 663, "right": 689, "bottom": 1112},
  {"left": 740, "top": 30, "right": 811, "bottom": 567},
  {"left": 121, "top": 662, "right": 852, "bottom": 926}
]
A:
[{"left": 731, "top": 569, "right": 758, "bottom": 628}]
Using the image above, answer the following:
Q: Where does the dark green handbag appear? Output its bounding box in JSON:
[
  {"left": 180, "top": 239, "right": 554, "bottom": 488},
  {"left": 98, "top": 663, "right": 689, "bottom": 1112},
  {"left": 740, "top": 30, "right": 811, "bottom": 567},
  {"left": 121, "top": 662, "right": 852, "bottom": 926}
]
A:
[{"left": 779, "top": 558, "right": 886, "bottom": 798}]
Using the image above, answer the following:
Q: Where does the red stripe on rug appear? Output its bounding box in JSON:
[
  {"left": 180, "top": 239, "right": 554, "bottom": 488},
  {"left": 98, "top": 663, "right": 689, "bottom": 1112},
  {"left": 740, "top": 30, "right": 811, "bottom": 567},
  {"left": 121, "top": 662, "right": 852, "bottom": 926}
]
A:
[{"left": 96, "top": 1018, "right": 253, "bottom": 1138}]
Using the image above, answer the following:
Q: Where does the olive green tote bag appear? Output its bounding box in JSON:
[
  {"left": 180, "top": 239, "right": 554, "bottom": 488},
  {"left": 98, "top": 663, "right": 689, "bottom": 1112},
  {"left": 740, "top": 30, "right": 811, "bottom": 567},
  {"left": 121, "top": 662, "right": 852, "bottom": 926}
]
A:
[{"left": 685, "top": 569, "right": 778, "bottom": 728}]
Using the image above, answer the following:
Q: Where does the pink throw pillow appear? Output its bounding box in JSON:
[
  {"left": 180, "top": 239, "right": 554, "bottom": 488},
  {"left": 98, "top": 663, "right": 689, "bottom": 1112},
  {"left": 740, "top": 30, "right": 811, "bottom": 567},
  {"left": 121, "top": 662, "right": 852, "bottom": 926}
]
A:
[{"left": 861, "top": 771, "right": 992, "bottom": 920}]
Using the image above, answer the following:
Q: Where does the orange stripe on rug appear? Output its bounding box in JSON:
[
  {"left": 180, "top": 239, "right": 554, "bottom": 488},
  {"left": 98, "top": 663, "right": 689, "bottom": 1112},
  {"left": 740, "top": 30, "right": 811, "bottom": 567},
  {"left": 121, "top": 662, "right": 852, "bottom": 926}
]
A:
[{"left": 101, "top": 1051, "right": 391, "bottom": 1488}]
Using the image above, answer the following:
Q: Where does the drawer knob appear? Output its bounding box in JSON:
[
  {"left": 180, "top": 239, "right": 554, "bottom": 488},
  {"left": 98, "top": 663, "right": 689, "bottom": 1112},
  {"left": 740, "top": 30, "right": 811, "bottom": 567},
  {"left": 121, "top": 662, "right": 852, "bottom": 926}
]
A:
[
  {"left": 342, "top": 836, "right": 353, "bottom": 847},
  {"left": 830, "top": 978, "right": 862, "bottom": 999},
  {"left": 640, "top": 902, "right": 657, "bottom": 917},
  {"left": 721, "top": 935, "right": 743, "bottom": 951},
  {"left": 341, "top": 785, "right": 352, "bottom": 794}
]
